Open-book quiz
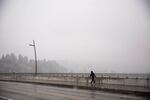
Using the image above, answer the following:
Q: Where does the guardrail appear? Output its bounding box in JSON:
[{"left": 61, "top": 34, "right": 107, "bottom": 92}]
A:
[{"left": 0, "top": 73, "right": 149, "bottom": 88}]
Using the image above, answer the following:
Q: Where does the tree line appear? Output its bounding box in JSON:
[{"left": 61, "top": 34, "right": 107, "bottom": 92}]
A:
[{"left": 0, "top": 53, "right": 66, "bottom": 73}]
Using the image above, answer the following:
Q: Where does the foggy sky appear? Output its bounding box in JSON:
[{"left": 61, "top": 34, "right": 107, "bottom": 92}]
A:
[{"left": 0, "top": 0, "right": 150, "bottom": 73}]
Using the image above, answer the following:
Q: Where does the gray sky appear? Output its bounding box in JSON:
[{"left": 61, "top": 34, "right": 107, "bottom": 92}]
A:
[{"left": 0, "top": 0, "right": 150, "bottom": 73}]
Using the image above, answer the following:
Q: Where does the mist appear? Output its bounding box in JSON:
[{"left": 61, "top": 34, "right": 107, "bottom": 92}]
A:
[
  {"left": 0, "top": 0, "right": 150, "bottom": 73},
  {"left": 0, "top": 53, "right": 66, "bottom": 73}
]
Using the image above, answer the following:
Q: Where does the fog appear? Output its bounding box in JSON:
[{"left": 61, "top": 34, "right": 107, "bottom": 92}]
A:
[{"left": 0, "top": 0, "right": 150, "bottom": 73}]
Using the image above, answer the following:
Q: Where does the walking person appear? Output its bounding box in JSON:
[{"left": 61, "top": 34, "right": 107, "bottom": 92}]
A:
[{"left": 90, "top": 71, "right": 96, "bottom": 87}]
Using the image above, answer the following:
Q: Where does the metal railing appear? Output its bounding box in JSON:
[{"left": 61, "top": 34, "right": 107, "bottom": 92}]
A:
[{"left": 0, "top": 73, "right": 149, "bottom": 87}]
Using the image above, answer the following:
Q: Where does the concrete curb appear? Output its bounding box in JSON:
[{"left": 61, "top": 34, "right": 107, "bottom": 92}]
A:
[{"left": 0, "top": 79, "right": 150, "bottom": 98}]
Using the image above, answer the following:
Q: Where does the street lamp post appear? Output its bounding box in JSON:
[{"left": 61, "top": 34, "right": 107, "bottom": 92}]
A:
[{"left": 29, "top": 40, "right": 37, "bottom": 75}]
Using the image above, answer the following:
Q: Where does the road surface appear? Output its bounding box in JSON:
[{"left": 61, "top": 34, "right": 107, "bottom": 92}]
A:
[{"left": 0, "top": 81, "right": 148, "bottom": 100}]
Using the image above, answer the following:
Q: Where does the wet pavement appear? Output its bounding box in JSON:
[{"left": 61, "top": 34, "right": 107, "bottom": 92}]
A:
[{"left": 0, "top": 81, "right": 148, "bottom": 100}]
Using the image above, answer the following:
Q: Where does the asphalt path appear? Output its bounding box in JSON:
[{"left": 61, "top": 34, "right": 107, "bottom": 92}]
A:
[{"left": 0, "top": 81, "right": 148, "bottom": 100}]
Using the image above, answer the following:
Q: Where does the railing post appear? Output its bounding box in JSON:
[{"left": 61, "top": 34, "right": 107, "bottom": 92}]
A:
[
  {"left": 86, "top": 77, "right": 89, "bottom": 86},
  {"left": 99, "top": 77, "right": 101, "bottom": 86},
  {"left": 147, "top": 78, "right": 149, "bottom": 87},
  {"left": 101, "top": 75, "right": 103, "bottom": 85},
  {"left": 14, "top": 73, "right": 16, "bottom": 80},
  {"left": 76, "top": 75, "right": 78, "bottom": 86}
]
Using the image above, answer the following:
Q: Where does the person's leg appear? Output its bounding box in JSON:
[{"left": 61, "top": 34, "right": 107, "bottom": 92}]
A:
[
  {"left": 93, "top": 79, "right": 96, "bottom": 87},
  {"left": 91, "top": 78, "right": 94, "bottom": 86},
  {"left": 94, "top": 79, "right": 95, "bottom": 84},
  {"left": 91, "top": 79, "right": 93, "bottom": 84}
]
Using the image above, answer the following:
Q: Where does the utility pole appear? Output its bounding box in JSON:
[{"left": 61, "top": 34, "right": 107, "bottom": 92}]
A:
[{"left": 29, "top": 40, "right": 37, "bottom": 75}]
